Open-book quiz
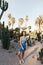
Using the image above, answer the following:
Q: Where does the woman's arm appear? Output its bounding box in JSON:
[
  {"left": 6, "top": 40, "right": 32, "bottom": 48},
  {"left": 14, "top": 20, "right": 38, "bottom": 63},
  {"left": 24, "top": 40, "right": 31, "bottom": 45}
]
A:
[
  {"left": 20, "top": 37, "right": 24, "bottom": 50},
  {"left": 20, "top": 37, "right": 22, "bottom": 45}
]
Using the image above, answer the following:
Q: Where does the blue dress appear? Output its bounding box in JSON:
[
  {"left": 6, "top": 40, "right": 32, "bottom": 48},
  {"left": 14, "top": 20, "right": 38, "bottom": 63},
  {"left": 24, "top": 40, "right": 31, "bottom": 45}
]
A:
[{"left": 18, "top": 36, "right": 27, "bottom": 53}]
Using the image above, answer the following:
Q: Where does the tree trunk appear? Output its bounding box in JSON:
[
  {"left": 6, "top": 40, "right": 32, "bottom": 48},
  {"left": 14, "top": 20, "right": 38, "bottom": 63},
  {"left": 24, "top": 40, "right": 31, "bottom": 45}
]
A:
[{"left": 39, "top": 21, "right": 41, "bottom": 32}]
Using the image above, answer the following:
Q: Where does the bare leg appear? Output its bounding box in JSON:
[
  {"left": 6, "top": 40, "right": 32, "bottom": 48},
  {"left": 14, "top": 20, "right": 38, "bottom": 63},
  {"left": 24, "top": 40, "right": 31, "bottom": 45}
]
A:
[
  {"left": 22, "top": 50, "right": 24, "bottom": 59},
  {"left": 18, "top": 52, "right": 22, "bottom": 64},
  {"left": 18, "top": 52, "right": 21, "bottom": 60},
  {"left": 21, "top": 50, "right": 25, "bottom": 63}
]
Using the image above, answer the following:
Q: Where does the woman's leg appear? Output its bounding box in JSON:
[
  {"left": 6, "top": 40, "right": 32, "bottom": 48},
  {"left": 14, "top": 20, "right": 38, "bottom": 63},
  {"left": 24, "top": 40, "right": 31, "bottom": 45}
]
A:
[
  {"left": 18, "top": 52, "right": 21, "bottom": 60},
  {"left": 22, "top": 50, "right": 24, "bottom": 59},
  {"left": 18, "top": 52, "right": 22, "bottom": 64},
  {"left": 21, "top": 50, "right": 25, "bottom": 63}
]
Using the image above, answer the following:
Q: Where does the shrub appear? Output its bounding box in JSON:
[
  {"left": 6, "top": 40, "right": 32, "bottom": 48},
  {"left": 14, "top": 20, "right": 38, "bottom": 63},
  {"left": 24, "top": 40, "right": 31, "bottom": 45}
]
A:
[
  {"left": 39, "top": 48, "right": 43, "bottom": 60},
  {"left": 36, "top": 32, "right": 41, "bottom": 41},
  {"left": 42, "top": 35, "right": 43, "bottom": 39},
  {"left": 37, "top": 48, "right": 43, "bottom": 64}
]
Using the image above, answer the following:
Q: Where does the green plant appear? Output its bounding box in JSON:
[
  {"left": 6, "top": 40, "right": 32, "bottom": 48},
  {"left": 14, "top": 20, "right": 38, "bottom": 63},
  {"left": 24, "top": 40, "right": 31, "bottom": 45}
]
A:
[
  {"left": 41, "top": 59, "right": 43, "bottom": 64},
  {"left": 14, "top": 28, "right": 20, "bottom": 42},
  {"left": 9, "top": 29, "right": 14, "bottom": 39},
  {"left": 42, "top": 35, "right": 43, "bottom": 39},
  {"left": 0, "top": 22, "right": 3, "bottom": 39},
  {"left": 36, "top": 32, "right": 41, "bottom": 41},
  {"left": 38, "top": 48, "right": 43, "bottom": 64},
  {"left": 1, "top": 22, "right": 10, "bottom": 50},
  {"left": 39, "top": 48, "right": 43, "bottom": 59},
  {"left": 0, "top": 0, "right": 8, "bottom": 19}
]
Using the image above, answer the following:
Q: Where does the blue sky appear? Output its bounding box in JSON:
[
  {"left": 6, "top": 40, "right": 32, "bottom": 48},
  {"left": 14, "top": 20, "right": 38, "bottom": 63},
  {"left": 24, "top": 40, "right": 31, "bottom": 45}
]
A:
[{"left": 0, "top": 0, "right": 43, "bottom": 31}]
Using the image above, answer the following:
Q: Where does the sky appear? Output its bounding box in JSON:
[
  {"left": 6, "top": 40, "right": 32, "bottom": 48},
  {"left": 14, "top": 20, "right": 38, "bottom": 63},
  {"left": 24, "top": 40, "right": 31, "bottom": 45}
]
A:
[{"left": 0, "top": 0, "right": 43, "bottom": 31}]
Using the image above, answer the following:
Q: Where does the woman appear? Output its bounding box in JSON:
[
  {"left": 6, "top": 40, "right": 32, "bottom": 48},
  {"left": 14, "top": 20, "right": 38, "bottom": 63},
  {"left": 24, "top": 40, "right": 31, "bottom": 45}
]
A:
[{"left": 18, "top": 31, "right": 27, "bottom": 65}]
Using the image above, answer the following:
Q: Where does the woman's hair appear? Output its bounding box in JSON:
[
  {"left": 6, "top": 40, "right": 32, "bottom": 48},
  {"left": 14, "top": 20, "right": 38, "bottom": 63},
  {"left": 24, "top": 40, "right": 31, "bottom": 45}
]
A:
[{"left": 20, "top": 31, "right": 26, "bottom": 37}]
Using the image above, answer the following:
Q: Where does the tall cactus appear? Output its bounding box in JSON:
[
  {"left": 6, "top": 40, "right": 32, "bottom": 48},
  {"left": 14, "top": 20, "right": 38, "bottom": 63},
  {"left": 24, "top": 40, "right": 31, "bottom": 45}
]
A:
[
  {"left": 1, "top": 22, "right": 10, "bottom": 50},
  {"left": 0, "top": 0, "right": 1, "bottom": 7},
  {"left": 0, "top": 0, "right": 8, "bottom": 19}
]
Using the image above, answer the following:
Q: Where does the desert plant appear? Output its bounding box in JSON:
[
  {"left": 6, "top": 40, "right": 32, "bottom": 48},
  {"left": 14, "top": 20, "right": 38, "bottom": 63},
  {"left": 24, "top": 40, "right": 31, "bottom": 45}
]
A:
[
  {"left": 38, "top": 48, "right": 43, "bottom": 64},
  {"left": 39, "top": 48, "right": 43, "bottom": 59},
  {"left": 1, "top": 22, "right": 10, "bottom": 50},
  {"left": 0, "top": 22, "right": 3, "bottom": 39},
  {"left": 42, "top": 35, "right": 43, "bottom": 39},
  {"left": 0, "top": 0, "right": 8, "bottom": 19},
  {"left": 36, "top": 32, "right": 41, "bottom": 41},
  {"left": 9, "top": 29, "right": 13, "bottom": 39}
]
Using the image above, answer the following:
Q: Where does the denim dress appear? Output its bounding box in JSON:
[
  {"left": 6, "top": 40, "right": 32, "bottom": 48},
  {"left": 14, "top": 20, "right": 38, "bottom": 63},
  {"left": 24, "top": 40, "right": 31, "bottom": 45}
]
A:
[{"left": 18, "top": 36, "right": 27, "bottom": 53}]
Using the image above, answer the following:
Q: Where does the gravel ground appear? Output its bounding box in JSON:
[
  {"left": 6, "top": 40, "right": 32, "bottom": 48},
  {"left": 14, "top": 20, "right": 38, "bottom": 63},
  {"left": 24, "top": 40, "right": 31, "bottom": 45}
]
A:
[{"left": 0, "top": 40, "right": 43, "bottom": 65}]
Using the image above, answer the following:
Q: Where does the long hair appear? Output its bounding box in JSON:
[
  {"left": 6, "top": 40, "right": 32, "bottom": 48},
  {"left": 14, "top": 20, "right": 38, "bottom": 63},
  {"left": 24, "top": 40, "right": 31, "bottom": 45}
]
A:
[{"left": 20, "top": 31, "right": 26, "bottom": 37}]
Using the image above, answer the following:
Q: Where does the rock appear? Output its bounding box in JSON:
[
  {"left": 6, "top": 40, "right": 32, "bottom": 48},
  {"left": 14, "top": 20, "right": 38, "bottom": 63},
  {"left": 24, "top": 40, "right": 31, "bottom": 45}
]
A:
[{"left": 9, "top": 40, "right": 20, "bottom": 51}]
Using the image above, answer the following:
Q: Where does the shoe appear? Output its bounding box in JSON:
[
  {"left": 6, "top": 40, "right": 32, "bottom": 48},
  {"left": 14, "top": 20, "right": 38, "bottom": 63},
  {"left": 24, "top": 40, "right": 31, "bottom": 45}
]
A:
[
  {"left": 19, "top": 60, "right": 21, "bottom": 65},
  {"left": 21, "top": 59, "right": 25, "bottom": 64}
]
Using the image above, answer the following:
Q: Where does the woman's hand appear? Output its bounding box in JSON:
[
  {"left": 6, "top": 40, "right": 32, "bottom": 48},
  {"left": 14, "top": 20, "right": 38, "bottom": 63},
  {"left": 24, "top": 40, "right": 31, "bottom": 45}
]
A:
[
  {"left": 21, "top": 45, "right": 24, "bottom": 50},
  {"left": 22, "top": 46, "right": 24, "bottom": 50}
]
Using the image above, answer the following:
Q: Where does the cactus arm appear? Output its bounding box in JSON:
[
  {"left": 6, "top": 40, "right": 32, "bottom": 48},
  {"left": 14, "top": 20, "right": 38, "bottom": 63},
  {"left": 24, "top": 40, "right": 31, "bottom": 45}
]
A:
[
  {"left": 4, "top": 1, "right": 8, "bottom": 11},
  {"left": 1, "top": 1, "right": 8, "bottom": 11},
  {"left": 0, "top": 0, "right": 1, "bottom": 7},
  {"left": 0, "top": 11, "right": 4, "bottom": 19},
  {"left": 0, "top": 0, "right": 8, "bottom": 19}
]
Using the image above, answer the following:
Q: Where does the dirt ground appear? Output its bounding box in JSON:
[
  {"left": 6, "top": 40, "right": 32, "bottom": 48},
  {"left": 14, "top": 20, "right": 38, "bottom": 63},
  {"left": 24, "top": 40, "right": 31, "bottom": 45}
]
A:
[{"left": 0, "top": 40, "right": 43, "bottom": 65}]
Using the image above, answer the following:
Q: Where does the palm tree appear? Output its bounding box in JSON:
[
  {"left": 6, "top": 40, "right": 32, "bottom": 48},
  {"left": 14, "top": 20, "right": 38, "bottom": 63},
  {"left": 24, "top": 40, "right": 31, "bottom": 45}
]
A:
[
  {"left": 25, "top": 16, "right": 29, "bottom": 33},
  {"left": 7, "top": 13, "right": 15, "bottom": 29},
  {"left": 7, "top": 13, "right": 11, "bottom": 28},
  {"left": 8, "top": 21, "right": 11, "bottom": 27},
  {"left": 18, "top": 18, "right": 24, "bottom": 25},
  {"left": 7, "top": 13, "right": 11, "bottom": 19},
  {"left": 25, "top": 16, "right": 29, "bottom": 22},
  {"left": 18, "top": 18, "right": 24, "bottom": 33},
  {"left": 28, "top": 26, "right": 31, "bottom": 32},
  {"left": 18, "top": 16, "right": 29, "bottom": 33},
  {"left": 35, "top": 16, "right": 43, "bottom": 31},
  {"left": 11, "top": 17, "right": 15, "bottom": 29}
]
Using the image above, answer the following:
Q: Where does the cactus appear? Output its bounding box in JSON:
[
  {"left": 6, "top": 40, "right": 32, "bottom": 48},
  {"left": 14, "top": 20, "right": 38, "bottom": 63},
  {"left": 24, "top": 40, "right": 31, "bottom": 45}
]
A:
[
  {"left": 37, "top": 48, "right": 43, "bottom": 64},
  {"left": 39, "top": 48, "right": 43, "bottom": 59},
  {"left": 0, "top": 0, "right": 8, "bottom": 19},
  {"left": 1, "top": 22, "right": 10, "bottom": 50},
  {"left": 36, "top": 32, "right": 41, "bottom": 41},
  {"left": 0, "top": 0, "right": 1, "bottom": 7}
]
